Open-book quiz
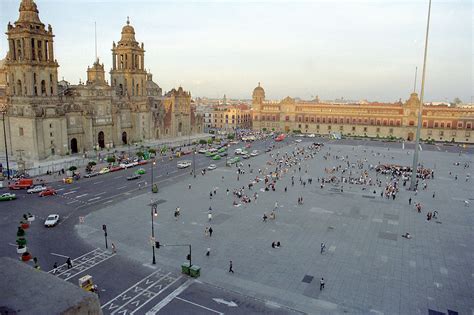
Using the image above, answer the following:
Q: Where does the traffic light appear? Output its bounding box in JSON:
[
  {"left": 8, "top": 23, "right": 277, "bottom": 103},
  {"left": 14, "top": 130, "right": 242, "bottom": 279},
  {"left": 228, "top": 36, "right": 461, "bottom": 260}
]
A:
[
  {"left": 102, "top": 224, "right": 107, "bottom": 232},
  {"left": 186, "top": 254, "right": 191, "bottom": 261},
  {"left": 155, "top": 241, "right": 160, "bottom": 248}
]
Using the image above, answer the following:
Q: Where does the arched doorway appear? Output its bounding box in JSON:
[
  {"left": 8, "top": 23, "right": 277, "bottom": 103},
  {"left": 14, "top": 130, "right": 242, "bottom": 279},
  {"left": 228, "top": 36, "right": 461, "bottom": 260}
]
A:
[
  {"left": 407, "top": 132, "right": 414, "bottom": 141},
  {"left": 70, "top": 138, "right": 78, "bottom": 154},
  {"left": 98, "top": 131, "right": 105, "bottom": 149},
  {"left": 122, "top": 131, "right": 128, "bottom": 145}
]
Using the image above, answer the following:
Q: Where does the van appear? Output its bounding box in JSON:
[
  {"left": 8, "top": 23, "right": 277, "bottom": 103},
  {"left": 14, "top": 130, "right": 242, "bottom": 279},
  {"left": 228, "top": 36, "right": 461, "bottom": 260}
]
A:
[{"left": 9, "top": 178, "right": 34, "bottom": 190}]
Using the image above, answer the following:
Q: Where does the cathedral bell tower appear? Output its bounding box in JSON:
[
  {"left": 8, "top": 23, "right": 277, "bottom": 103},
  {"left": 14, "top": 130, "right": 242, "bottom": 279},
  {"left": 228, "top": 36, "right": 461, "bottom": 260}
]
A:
[
  {"left": 5, "top": 0, "right": 59, "bottom": 98},
  {"left": 110, "top": 17, "right": 147, "bottom": 98}
]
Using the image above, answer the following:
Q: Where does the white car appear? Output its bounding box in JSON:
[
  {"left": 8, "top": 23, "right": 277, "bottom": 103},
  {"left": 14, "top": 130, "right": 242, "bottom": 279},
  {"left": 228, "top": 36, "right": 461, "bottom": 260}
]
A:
[
  {"left": 207, "top": 164, "right": 217, "bottom": 170},
  {"left": 27, "top": 185, "right": 47, "bottom": 194},
  {"left": 234, "top": 148, "right": 243, "bottom": 155},
  {"left": 250, "top": 150, "right": 259, "bottom": 156},
  {"left": 295, "top": 139, "right": 302, "bottom": 143},
  {"left": 307, "top": 134, "right": 316, "bottom": 138},
  {"left": 177, "top": 161, "right": 192, "bottom": 169},
  {"left": 208, "top": 148, "right": 218, "bottom": 153},
  {"left": 44, "top": 214, "right": 60, "bottom": 227},
  {"left": 198, "top": 149, "right": 208, "bottom": 154}
]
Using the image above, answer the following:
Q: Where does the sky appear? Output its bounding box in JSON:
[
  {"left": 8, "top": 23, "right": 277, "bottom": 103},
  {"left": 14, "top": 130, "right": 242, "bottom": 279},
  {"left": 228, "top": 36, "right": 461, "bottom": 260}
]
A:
[{"left": 0, "top": 0, "right": 472, "bottom": 102}]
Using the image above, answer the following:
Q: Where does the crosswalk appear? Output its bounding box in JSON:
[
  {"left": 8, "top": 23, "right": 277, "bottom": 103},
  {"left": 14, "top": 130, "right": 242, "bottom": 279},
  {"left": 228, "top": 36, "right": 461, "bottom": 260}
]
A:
[{"left": 49, "top": 248, "right": 115, "bottom": 281}]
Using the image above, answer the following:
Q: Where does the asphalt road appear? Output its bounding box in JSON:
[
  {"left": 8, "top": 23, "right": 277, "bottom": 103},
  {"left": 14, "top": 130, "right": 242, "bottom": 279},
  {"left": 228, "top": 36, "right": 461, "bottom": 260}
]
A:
[{"left": 0, "top": 136, "right": 470, "bottom": 314}]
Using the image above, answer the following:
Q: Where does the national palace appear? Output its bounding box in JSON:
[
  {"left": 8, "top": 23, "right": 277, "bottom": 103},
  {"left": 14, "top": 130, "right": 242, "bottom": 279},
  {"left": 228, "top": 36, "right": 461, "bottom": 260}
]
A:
[
  {"left": 251, "top": 83, "right": 474, "bottom": 143},
  {"left": 0, "top": 0, "right": 202, "bottom": 161}
]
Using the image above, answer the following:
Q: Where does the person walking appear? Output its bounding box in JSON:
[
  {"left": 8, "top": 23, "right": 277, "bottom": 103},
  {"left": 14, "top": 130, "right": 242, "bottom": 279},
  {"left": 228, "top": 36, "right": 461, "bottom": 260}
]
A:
[
  {"left": 112, "top": 243, "right": 117, "bottom": 254},
  {"left": 320, "top": 242, "right": 326, "bottom": 254},
  {"left": 209, "top": 226, "right": 213, "bottom": 237},
  {"left": 66, "top": 257, "right": 73, "bottom": 269},
  {"left": 320, "top": 277, "right": 325, "bottom": 291},
  {"left": 408, "top": 197, "right": 412, "bottom": 205},
  {"left": 229, "top": 260, "right": 234, "bottom": 273},
  {"left": 52, "top": 262, "right": 58, "bottom": 274},
  {"left": 206, "top": 248, "right": 210, "bottom": 256},
  {"left": 208, "top": 211, "right": 212, "bottom": 221}
]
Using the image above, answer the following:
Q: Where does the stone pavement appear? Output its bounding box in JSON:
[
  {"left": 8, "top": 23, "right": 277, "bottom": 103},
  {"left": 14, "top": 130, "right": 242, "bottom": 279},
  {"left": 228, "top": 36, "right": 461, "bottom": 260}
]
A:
[{"left": 77, "top": 140, "right": 474, "bottom": 314}]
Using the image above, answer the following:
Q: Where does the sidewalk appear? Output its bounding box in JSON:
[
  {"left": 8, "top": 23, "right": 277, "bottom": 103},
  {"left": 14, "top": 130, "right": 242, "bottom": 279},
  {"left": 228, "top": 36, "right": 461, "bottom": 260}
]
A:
[{"left": 0, "top": 133, "right": 212, "bottom": 179}]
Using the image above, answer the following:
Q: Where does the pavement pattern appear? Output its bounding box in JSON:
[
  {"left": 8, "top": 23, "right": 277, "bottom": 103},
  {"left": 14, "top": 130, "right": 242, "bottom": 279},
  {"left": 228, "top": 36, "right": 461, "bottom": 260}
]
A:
[{"left": 74, "top": 139, "right": 474, "bottom": 314}]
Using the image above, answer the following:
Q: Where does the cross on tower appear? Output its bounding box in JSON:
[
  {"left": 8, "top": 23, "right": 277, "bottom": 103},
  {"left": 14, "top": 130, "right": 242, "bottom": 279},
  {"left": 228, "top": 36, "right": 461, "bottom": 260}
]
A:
[{"left": 126, "top": 16, "right": 130, "bottom": 25}]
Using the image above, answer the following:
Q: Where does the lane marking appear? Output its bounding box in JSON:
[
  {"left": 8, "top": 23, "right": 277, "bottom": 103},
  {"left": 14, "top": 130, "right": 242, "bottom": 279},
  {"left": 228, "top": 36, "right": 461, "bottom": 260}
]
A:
[
  {"left": 94, "top": 192, "right": 107, "bottom": 197},
  {"left": 67, "top": 200, "right": 79, "bottom": 205},
  {"left": 101, "top": 270, "right": 165, "bottom": 309},
  {"left": 113, "top": 175, "right": 123, "bottom": 179},
  {"left": 103, "top": 200, "right": 114, "bottom": 204},
  {"left": 56, "top": 188, "right": 65, "bottom": 192},
  {"left": 63, "top": 190, "right": 77, "bottom": 195},
  {"left": 130, "top": 276, "right": 184, "bottom": 314},
  {"left": 93, "top": 181, "right": 104, "bottom": 185},
  {"left": 76, "top": 194, "right": 89, "bottom": 198},
  {"left": 50, "top": 252, "right": 69, "bottom": 258},
  {"left": 48, "top": 248, "right": 102, "bottom": 274},
  {"left": 117, "top": 186, "right": 127, "bottom": 190},
  {"left": 175, "top": 297, "right": 223, "bottom": 314},
  {"left": 88, "top": 197, "right": 101, "bottom": 202},
  {"left": 419, "top": 144, "right": 423, "bottom": 151},
  {"left": 145, "top": 279, "right": 194, "bottom": 315}
]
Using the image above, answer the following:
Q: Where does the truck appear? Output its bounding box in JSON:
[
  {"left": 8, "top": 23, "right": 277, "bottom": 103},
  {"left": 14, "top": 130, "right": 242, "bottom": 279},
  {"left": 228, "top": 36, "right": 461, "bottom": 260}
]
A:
[{"left": 9, "top": 178, "right": 34, "bottom": 190}]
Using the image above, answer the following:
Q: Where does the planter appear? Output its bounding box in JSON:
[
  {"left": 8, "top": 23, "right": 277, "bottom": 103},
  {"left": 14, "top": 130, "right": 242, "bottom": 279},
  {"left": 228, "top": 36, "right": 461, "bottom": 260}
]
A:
[
  {"left": 27, "top": 215, "right": 35, "bottom": 222},
  {"left": 17, "top": 246, "right": 27, "bottom": 254},
  {"left": 21, "top": 223, "right": 30, "bottom": 230},
  {"left": 16, "top": 238, "right": 27, "bottom": 246},
  {"left": 21, "top": 252, "right": 32, "bottom": 262},
  {"left": 16, "top": 227, "right": 25, "bottom": 237}
]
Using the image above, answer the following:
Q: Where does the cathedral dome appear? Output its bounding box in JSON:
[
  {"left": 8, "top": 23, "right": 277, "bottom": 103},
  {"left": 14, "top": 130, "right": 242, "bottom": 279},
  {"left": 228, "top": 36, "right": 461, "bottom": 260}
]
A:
[
  {"left": 120, "top": 17, "right": 136, "bottom": 42},
  {"left": 17, "top": 0, "right": 42, "bottom": 25},
  {"left": 253, "top": 82, "right": 264, "bottom": 93}
]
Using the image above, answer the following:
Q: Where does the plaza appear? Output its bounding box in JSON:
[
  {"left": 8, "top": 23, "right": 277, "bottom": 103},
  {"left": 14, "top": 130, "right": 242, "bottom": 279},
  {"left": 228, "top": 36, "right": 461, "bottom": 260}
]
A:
[{"left": 77, "top": 139, "right": 474, "bottom": 314}]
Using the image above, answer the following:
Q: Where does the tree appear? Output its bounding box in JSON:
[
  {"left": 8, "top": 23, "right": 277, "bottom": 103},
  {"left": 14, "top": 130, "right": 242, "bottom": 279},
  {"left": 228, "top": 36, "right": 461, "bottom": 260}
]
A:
[
  {"left": 450, "top": 97, "right": 462, "bottom": 107},
  {"left": 207, "top": 138, "right": 213, "bottom": 144},
  {"left": 69, "top": 166, "right": 77, "bottom": 171},
  {"left": 148, "top": 148, "right": 156, "bottom": 155},
  {"left": 227, "top": 134, "right": 235, "bottom": 140},
  {"left": 136, "top": 151, "right": 145, "bottom": 158},
  {"left": 106, "top": 156, "right": 116, "bottom": 163},
  {"left": 199, "top": 139, "right": 207, "bottom": 145},
  {"left": 88, "top": 161, "right": 96, "bottom": 166}
]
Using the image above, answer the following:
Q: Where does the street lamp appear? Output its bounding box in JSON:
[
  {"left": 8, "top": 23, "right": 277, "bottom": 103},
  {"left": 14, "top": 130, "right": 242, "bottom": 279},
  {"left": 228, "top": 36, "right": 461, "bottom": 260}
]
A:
[
  {"left": 151, "top": 160, "right": 156, "bottom": 192},
  {"left": 192, "top": 147, "right": 196, "bottom": 178},
  {"left": 410, "top": 0, "right": 432, "bottom": 190},
  {"left": 0, "top": 104, "right": 11, "bottom": 180},
  {"left": 150, "top": 202, "right": 158, "bottom": 265}
]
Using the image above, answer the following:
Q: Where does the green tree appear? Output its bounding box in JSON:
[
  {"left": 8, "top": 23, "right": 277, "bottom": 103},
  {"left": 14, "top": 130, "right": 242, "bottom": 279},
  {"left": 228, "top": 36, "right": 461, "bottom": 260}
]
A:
[
  {"left": 69, "top": 166, "right": 77, "bottom": 171},
  {"left": 148, "top": 148, "right": 156, "bottom": 154},
  {"left": 106, "top": 156, "right": 116, "bottom": 163},
  {"left": 227, "top": 134, "right": 235, "bottom": 140},
  {"left": 207, "top": 138, "right": 213, "bottom": 144},
  {"left": 199, "top": 139, "right": 207, "bottom": 145},
  {"left": 136, "top": 151, "right": 145, "bottom": 158}
]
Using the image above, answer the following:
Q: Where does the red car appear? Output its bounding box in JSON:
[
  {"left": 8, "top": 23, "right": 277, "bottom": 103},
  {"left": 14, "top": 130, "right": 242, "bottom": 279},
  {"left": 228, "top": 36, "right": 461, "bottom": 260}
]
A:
[
  {"left": 39, "top": 188, "right": 57, "bottom": 197},
  {"left": 109, "top": 166, "right": 123, "bottom": 172},
  {"left": 137, "top": 160, "right": 148, "bottom": 166}
]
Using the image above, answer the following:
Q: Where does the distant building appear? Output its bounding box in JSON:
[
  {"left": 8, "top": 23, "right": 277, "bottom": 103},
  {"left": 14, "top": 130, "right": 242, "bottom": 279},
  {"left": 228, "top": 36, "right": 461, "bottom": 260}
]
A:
[
  {"left": 251, "top": 83, "right": 474, "bottom": 143},
  {"left": 209, "top": 104, "right": 252, "bottom": 132},
  {"left": 0, "top": 0, "right": 202, "bottom": 161}
]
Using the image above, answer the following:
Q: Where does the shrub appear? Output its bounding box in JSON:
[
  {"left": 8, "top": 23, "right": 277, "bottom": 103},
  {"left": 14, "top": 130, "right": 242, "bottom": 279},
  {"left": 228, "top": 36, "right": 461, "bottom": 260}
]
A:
[
  {"left": 199, "top": 139, "right": 207, "bottom": 145},
  {"left": 262, "top": 128, "right": 267, "bottom": 131},
  {"left": 227, "top": 134, "right": 235, "bottom": 140},
  {"left": 88, "top": 161, "right": 96, "bottom": 166},
  {"left": 207, "top": 138, "right": 213, "bottom": 144},
  {"left": 136, "top": 151, "right": 144, "bottom": 158},
  {"left": 69, "top": 166, "right": 77, "bottom": 171},
  {"left": 148, "top": 148, "right": 156, "bottom": 154},
  {"left": 106, "top": 156, "right": 116, "bottom": 163}
]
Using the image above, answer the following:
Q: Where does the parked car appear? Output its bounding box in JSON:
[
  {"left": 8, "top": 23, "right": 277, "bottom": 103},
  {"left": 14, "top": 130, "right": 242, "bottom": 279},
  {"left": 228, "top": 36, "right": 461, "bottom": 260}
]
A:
[
  {"left": 137, "top": 160, "right": 148, "bottom": 166},
  {"left": 177, "top": 161, "right": 192, "bottom": 169},
  {"left": 44, "top": 214, "right": 59, "bottom": 227},
  {"left": 127, "top": 174, "right": 141, "bottom": 180},
  {"left": 99, "top": 167, "right": 110, "bottom": 174},
  {"left": 0, "top": 193, "right": 16, "bottom": 201},
  {"left": 119, "top": 162, "right": 135, "bottom": 169},
  {"left": 207, "top": 164, "right": 217, "bottom": 170},
  {"left": 212, "top": 155, "right": 221, "bottom": 160},
  {"left": 27, "top": 185, "right": 47, "bottom": 194},
  {"left": 39, "top": 188, "right": 57, "bottom": 197},
  {"left": 84, "top": 172, "right": 99, "bottom": 178}
]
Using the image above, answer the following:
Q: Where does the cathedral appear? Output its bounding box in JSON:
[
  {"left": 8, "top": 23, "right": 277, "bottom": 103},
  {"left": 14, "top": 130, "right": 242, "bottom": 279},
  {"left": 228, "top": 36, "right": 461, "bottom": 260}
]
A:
[{"left": 0, "top": 0, "right": 202, "bottom": 161}]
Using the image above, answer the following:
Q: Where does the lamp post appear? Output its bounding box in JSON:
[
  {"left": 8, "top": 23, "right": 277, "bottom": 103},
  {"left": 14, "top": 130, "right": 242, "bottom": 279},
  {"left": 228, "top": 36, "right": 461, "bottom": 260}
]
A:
[
  {"left": 1, "top": 105, "right": 11, "bottom": 180},
  {"left": 192, "top": 147, "right": 196, "bottom": 178},
  {"left": 410, "top": 0, "right": 432, "bottom": 191},
  {"left": 150, "top": 202, "right": 158, "bottom": 265},
  {"left": 151, "top": 160, "right": 156, "bottom": 192}
]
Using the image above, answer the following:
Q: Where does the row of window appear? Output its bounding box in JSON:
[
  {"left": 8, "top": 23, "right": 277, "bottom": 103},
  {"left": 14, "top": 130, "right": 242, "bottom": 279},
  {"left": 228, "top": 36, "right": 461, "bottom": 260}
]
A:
[{"left": 10, "top": 38, "right": 51, "bottom": 62}]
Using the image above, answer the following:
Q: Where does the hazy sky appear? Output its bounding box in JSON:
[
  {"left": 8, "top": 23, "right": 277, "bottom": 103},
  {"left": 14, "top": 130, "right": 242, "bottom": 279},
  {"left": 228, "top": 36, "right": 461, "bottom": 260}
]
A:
[{"left": 0, "top": 0, "right": 472, "bottom": 102}]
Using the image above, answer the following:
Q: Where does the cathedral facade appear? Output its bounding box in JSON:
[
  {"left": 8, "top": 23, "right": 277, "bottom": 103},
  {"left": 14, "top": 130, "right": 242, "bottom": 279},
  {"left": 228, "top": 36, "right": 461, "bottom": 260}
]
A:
[
  {"left": 251, "top": 84, "right": 474, "bottom": 143},
  {"left": 0, "top": 0, "right": 202, "bottom": 161}
]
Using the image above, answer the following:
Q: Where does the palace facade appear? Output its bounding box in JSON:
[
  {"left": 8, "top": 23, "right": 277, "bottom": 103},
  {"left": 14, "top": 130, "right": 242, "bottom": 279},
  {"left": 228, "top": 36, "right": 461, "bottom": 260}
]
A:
[
  {"left": 251, "top": 83, "right": 474, "bottom": 143},
  {"left": 0, "top": 0, "right": 202, "bottom": 161}
]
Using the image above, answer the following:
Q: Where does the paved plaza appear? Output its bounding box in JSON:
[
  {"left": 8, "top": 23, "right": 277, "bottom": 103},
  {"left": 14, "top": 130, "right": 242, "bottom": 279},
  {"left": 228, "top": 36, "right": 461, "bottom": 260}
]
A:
[{"left": 77, "top": 140, "right": 473, "bottom": 314}]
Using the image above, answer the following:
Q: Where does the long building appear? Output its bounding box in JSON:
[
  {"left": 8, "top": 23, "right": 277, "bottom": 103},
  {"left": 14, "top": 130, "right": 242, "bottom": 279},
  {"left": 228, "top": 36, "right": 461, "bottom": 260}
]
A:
[
  {"left": 251, "top": 83, "right": 474, "bottom": 143},
  {"left": 0, "top": 0, "right": 202, "bottom": 161}
]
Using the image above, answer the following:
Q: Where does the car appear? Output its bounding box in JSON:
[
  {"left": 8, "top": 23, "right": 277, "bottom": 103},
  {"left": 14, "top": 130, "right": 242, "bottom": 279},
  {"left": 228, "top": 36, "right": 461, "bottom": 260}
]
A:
[
  {"left": 135, "top": 168, "right": 146, "bottom": 175},
  {"left": 217, "top": 147, "right": 226, "bottom": 153},
  {"left": 295, "top": 139, "right": 302, "bottom": 143},
  {"left": 207, "top": 164, "right": 217, "bottom": 170},
  {"left": 0, "top": 193, "right": 16, "bottom": 201},
  {"left": 127, "top": 174, "right": 141, "bottom": 180},
  {"left": 27, "top": 185, "right": 47, "bottom": 194},
  {"left": 99, "top": 167, "right": 110, "bottom": 174},
  {"left": 39, "top": 188, "right": 57, "bottom": 197},
  {"left": 234, "top": 148, "right": 243, "bottom": 155},
  {"left": 119, "top": 162, "right": 135, "bottom": 169},
  {"left": 198, "top": 149, "right": 208, "bottom": 154},
  {"left": 109, "top": 166, "right": 123, "bottom": 172},
  {"left": 205, "top": 151, "right": 216, "bottom": 157},
  {"left": 208, "top": 148, "right": 218, "bottom": 153},
  {"left": 250, "top": 150, "right": 259, "bottom": 156},
  {"left": 177, "top": 161, "right": 192, "bottom": 169},
  {"left": 307, "top": 134, "right": 316, "bottom": 138},
  {"left": 229, "top": 141, "right": 239, "bottom": 145},
  {"left": 84, "top": 172, "right": 99, "bottom": 178},
  {"left": 265, "top": 148, "right": 272, "bottom": 153},
  {"left": 212, "top": 155, "right": 221, "bottom": 160},
  {"left": 242, "top": 154, "right": 250, "bottom": 159},
  {"left": 44, "top": 214, "right": 59, "bottom": 227},
  {"left": 219, "top": 152, "right": 228, "bottom": 157},
  {"left": 137, "top": 160, "right": 148, "bottom": 165},
  {"left": 241, "top": 150, "right": 249, "bottom": 155}
]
